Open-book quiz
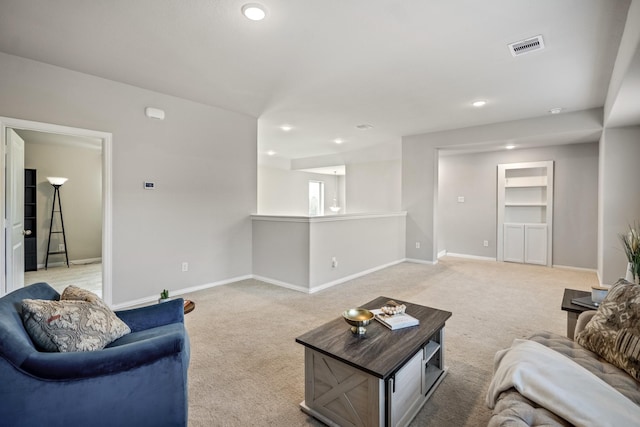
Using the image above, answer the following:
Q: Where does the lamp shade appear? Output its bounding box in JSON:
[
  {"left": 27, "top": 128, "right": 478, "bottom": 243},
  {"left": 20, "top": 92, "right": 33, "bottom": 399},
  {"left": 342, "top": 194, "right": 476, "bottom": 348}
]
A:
[{"left": 47, "top": 177, "right": 68, "bottom": 186}]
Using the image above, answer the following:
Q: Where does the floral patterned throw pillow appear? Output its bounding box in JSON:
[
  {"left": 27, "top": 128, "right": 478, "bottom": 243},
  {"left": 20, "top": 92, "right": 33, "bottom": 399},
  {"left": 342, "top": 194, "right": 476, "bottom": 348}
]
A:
[
  {"left": 576, "top": 278, "right": 640, "bottom": 380},
  {"left": 61, "top": 285, "right": 105, "bottom": 306},
  {"left": 21, "top": 286, "right": 130, "bottom": 352}
]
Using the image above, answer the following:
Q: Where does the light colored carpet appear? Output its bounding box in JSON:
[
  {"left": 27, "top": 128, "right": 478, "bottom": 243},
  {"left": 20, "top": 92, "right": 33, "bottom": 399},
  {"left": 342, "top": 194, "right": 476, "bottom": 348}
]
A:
[{"left": 182, "top": 257, "right": 597, "bottom": 426}]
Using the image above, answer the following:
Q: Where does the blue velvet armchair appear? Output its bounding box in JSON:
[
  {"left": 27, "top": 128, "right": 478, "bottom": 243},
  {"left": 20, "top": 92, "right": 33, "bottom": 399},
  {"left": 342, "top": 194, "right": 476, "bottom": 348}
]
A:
[{"left": 0, "top": 282, "right": 190, "bottom": 427}]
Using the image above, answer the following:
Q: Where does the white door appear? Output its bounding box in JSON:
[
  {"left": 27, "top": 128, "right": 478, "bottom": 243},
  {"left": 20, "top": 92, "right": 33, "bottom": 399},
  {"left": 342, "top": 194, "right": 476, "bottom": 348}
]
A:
[{"left": 5, "top": 128, "right": 25, "bottom": 293}]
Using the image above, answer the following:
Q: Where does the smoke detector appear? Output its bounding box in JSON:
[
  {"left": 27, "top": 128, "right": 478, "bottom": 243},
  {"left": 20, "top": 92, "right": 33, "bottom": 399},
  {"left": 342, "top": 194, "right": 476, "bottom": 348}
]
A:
[{"left": 508, "top": 35, "right": 545, "bottom": 57}]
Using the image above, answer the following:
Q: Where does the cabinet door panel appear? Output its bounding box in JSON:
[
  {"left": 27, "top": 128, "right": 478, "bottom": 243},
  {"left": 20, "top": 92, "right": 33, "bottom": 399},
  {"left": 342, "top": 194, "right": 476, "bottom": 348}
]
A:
[
  {"left": 389, "top": 350, "right": 423, "bottom": 427},
  {"left": 503, "top": 224, "right": 525, "bottom": 263},
  {"left": 525, "top": 224, "right": 547, "bottom": 265}
]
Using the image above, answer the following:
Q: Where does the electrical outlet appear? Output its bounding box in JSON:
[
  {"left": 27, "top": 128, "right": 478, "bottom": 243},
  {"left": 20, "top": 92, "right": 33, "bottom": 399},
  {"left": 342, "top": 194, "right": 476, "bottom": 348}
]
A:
[
  {"left": 181, "top": 262, "right": 189, "bottom": 272},
  {"left": 58, "top": 243, "right": 65, "bottom": 251},
  {"left": 457, "top": 196, "right": 465, "bottom": 203},
  {"left": 331, "top": 257, "right": 338, "bottom": 268},
  {"left": 483, "top": 240, "right": 489, "bottom": 247},
  {"left": 415, "top": 242, "right": 421, "bottom": 249}
]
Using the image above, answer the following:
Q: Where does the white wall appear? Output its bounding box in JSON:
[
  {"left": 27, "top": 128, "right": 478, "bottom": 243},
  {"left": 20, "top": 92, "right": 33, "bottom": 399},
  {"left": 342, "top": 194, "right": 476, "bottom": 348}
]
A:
[
  {"left": 309, "top": 214, "right": 406, "bottom": 288},
  {"left": 345, "top": 160, "right": 401, "bottom": 213},
  {"left": 438, "top": 142, "right": 599, "bottom": 268},
  {"left": 252, "top": 213, "right": 406, "bottom": 292},
  {"left": 402, "top": 140, "right": 438, "bottom": 261},
  {"left": 285, "top": 142, "right": 402, "bottom": 215},
  {"left": 252, "top": 218, "right": 310, "bottom": 288},
  {"left": 258, "top": 166, "right": 344, "bottom": 215},
  {"left": 604, "top": 0, "right": 640, "bottom": 127},
  {"left": 0, "top": 52, "right": 256, "bottom": 305},
  {"left": 401, "top": 109, "right": 603, "bottom": 264},
  {"left": 24, "top": 141, "right": 102, "bottom": 265},
  {"left": 598, "top": 1, "right": 640, "bottom": 284},
  {"left": 599, "top": 126, "right": 640, "bottom": 284}
]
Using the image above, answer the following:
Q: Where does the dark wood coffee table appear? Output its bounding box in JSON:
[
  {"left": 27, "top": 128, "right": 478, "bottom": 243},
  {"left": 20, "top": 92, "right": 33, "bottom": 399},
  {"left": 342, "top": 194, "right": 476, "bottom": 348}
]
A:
[
  {"left": 561, "top": 288, "right": 592, "bottom": 339},
  {"left": 295, "top": 296, "right": 452, "bottom": 427}
]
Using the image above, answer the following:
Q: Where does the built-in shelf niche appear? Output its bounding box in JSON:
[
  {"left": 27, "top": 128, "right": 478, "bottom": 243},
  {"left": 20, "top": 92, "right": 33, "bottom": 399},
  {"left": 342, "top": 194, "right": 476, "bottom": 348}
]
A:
[{"left": 497, "top": 161, "right": 554, "bottom": 267}]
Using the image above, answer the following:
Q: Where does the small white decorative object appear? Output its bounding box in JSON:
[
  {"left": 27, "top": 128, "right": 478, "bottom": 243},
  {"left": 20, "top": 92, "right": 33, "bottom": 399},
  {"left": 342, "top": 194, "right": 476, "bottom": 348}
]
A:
[
  {"left": 381, "top": 301, "right": 406, "bottom": 315},
  {"left": 626, "top": 262, "right": 636, "bottom": 284}
]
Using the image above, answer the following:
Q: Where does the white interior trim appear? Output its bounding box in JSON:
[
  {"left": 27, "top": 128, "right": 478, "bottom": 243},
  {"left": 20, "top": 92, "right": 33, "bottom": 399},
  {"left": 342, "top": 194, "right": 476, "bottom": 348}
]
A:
[
  {"left": 111, "top": 274, "right": 253, "bottom": 310},
  {"left": 444, "top": 252, "right": 497, "bottom": 262},
  {"left": 404, "top": 258, "right": 438, "bottom": 265},
  {"left": 251, "top": 211, "right": 407, "bottom": 223},
  {"left": 552, "top": 264, "right": 598, "bottom": 274},
  {"left": 254, "top": 259, "right": 406, "bottom": 294},
  {"left": 0, "top": 117, "right": 113, "bottom": 305},
  {"left": 38, "top": 257, "right": 102, "bottom": 269}
]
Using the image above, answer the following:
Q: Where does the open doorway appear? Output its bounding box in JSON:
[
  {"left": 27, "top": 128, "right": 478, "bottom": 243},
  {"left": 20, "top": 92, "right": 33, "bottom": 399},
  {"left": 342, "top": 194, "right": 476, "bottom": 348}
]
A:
[
  {"left": 18, "top": 129, "right": 103, "bottom": 296},
  {"left": 1, "top": 117, "right": 113, "bottom": 305}
]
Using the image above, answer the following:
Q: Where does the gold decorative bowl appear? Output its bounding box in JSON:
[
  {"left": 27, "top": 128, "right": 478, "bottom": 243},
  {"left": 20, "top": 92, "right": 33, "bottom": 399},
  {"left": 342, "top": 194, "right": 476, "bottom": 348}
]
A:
[{"left": 342, "top": 308, "right": 374, "bottom": 335}]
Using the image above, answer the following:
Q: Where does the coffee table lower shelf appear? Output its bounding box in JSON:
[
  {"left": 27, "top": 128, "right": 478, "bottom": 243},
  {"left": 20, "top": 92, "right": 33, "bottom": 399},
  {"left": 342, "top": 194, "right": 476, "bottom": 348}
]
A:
[{"left": 299, "top": 329, "right": 447, "bottom": 427}]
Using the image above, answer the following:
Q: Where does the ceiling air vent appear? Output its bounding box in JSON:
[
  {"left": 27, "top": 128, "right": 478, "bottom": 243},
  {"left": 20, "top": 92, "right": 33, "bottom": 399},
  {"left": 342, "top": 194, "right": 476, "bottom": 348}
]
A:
[{"left": 508, "top": 35, "right": 545, "bottom": 57}]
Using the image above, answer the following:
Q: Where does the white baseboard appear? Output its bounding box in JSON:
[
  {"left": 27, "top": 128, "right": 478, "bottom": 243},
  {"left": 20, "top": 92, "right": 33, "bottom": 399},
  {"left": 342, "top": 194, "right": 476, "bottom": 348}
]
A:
[
  {"left": 72, "top": 257, "right": 102, "bottom": 265},
  {"left": 252, "top": 275, "right": 310, "bottom": 293},
  {"left": 308, "top": 259, "right": 406, "bottom": 294},
  {"left": 444, "top": 252, "right": 497, "bottom": 262},
  {"left": 437, "top": 250, "right": 447, "bottom": 259},
  {"left": 254, "top": 259, "right": 407, "bottom": 294},
  {"left": 110, "top": 258, "right": 600, "bottom": 310},
  {"left": 404, "top": 258, "right": 437, "bottom": 265},
  {"left": 111, "top": 274, "right": 253, "bottom": 310},
  {"left": 111, "top": 294, "right": 167, "bottom": 310},
  {"left": 552, "top": 264, "right": 597, "bottom": 273},
  {"left": 37, "top": 257, "right": 102, "bottom": 269}
]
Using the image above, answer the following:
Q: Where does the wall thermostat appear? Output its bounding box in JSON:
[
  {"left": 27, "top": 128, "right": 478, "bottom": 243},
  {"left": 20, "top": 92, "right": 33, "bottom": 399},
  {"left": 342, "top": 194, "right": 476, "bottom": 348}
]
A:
[{"left": 144, "top": 181, "right": 156, "bottom": 190}]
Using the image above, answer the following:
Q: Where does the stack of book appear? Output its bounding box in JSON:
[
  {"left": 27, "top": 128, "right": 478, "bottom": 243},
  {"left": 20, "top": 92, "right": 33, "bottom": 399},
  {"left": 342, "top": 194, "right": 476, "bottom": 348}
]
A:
[
  {"left": 371, "top": 308, "right": 419, "bottom": 330},
  {"left": 571, "top": 296, "right": 599, "bottom": 309}
]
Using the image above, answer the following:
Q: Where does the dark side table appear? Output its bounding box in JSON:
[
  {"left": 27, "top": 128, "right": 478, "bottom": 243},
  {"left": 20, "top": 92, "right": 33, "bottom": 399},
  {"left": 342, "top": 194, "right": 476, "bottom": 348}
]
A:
[
  {"left": 561, "top": 288, "right": 592, "bottom": 340},
  {"left": 183, "top": 300, "right": 195, "bottom": 314}
]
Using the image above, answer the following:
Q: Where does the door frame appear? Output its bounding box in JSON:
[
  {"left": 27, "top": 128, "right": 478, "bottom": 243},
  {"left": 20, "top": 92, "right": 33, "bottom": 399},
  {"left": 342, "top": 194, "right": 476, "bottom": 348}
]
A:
[{"left": 0, "top": 117, "right": 113, "bottom": 305}]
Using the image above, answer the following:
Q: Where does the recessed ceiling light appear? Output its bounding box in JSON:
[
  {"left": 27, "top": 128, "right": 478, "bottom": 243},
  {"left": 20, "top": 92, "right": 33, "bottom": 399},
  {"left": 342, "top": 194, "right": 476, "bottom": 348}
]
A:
[
  {"left": 242, "top": 3, "right": 267, "bottom": 21},
  {"left": 355, "top": 124, "right": 373, "bottom": 130},
  {"left": 505, "top": 144, "right": 516, "bottom": 150},
  {"left": 549, "top": 107, "right": 563, "bottom": 114},
  {"left": 472, "top": 100, "right": 487, "bottom": 107},
  {"left": 334, "top": 138, "right": 344, "bottom": 144},
  {"left": 280, "top": 124, "right": 292, "bottom": 131},
  {"left": 267, "top": 150, "right": 276, "bottom": 156}
]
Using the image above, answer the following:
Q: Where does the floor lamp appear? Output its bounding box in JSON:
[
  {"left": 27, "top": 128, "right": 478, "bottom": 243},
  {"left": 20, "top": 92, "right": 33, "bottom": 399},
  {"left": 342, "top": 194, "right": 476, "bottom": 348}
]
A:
[{"left": 45, "top": 177, "right": 69, "bottom": 269}]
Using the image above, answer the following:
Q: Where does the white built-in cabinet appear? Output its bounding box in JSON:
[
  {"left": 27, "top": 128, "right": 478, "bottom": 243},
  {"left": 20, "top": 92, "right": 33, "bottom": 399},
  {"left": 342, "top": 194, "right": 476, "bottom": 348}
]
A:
[{"left": 497, "top": 161, "right": 553, "bottom": 267}]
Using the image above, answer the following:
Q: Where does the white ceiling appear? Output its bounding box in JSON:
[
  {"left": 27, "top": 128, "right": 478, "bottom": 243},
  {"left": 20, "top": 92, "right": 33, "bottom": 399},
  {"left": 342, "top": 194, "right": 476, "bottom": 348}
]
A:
[{"left": 0, "top": 0, "right": 631, "bottom": 160}]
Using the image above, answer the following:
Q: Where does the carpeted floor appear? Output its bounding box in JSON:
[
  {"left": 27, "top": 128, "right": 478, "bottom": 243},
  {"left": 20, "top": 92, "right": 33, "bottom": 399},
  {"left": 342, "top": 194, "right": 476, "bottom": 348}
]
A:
[{"left": 183, "top": 257, "right": 597, "bottom": 426}]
